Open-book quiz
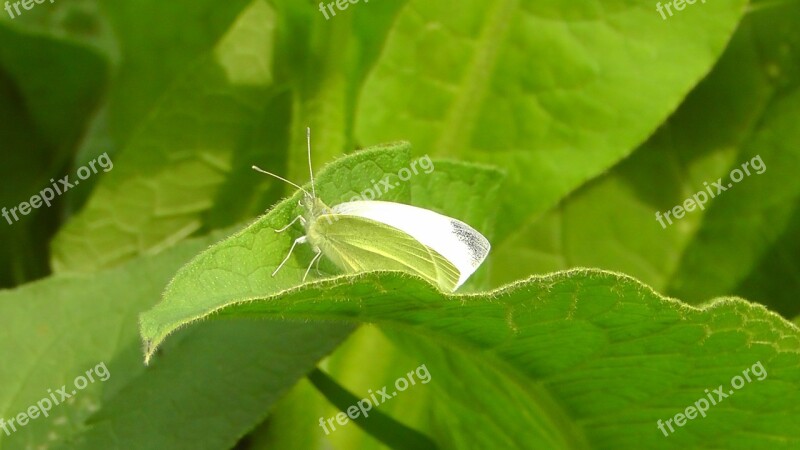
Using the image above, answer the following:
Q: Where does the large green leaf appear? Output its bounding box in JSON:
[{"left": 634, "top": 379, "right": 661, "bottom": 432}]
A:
[
  {"left": 51, "top": 0, "right": 277, "bottom": 272},
  {"left": 490, "top": 3, "right": 800, "bottom": 318},
  {"left": 668, "top": 89, "right": 800, "bottom": 314},
  {"left": 355, "top": 0, "right": 748, "bottom": 242},
  {"left": 97, "top": 0, "right": 252, "bottom": 147},
  {"left": 142, "top": 266, "right": 800, "bottom": 449},
  {"left": 3, "top": 0, "right": 255, "bottom": 214},
  {"left": 667, "top": 3, "right": 800, "bottom": 315}
]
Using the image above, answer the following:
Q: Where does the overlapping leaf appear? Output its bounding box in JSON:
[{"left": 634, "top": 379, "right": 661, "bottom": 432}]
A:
[{"left": 142, "top": 266, "right": 800, "bottom": 449}]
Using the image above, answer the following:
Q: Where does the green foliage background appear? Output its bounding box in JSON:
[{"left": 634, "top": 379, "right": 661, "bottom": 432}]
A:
[{"left": 0, "top": 0, "right": 799, "bottom": 449}]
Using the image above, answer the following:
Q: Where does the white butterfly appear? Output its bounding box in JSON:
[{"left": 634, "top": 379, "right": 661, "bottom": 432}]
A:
[{"left": 253, "top": 129, "right": 490, "bottom": 292}]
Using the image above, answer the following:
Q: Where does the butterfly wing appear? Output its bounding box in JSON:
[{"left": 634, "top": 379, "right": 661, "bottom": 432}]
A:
[
  {"left": 309, "top": 214, "right": 461, "bottom": 292},
  {"left": 329, "top": 201, "right": 490, "bottom": 289}
]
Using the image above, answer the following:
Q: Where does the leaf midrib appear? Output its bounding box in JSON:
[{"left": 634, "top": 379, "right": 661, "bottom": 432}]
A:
[{"left": 434, "top": 0, "right": 519, "bottom": 158}]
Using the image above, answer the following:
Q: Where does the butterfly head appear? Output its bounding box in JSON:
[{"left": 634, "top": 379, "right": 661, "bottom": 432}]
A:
[
  {"left": 301, "top": 195, "right": 331, "bottom": 224},
  {"left": 253, "top": 127, "right": 328, "bottom": 226}
]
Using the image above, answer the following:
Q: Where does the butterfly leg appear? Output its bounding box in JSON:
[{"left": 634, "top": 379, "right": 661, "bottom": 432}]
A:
[
  {"left": 303, "top": 249, "right": 323, "bottom": 281},
  {"left": 314, "top": 251, "right": 324, "bottom": 276},
  {"left": 272, "top": 235, "right": 307, "bottom": 276},
  {"left": 274, "top": 215, "right": 306, "bottom": 233}
]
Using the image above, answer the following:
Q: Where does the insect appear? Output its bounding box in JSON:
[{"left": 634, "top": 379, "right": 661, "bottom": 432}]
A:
[{"left": 252, "top": 128, "right": 491, "bottom": 292}]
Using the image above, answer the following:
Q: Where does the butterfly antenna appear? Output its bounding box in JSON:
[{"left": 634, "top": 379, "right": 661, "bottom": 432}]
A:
[
  {"left": 251, "top": 165, "right": 311, "bottom": 197},
  {"left": 307, "top": 127, "right": 316, "bottom": 198}
]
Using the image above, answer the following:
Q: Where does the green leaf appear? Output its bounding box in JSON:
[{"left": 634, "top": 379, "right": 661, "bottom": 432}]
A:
[
  {"left": 60, "top": 0, "right": 253, "bottom": 211},
  {"left": 0, "top": 21, "right": 107, "bottom": 150},
  {"left": 0, "top": 66, "right": 54, "bottom": 286},
  {"left": 96, "top": 0, "right": 253, "bottom": 146},
  {"left": 0, "top": 232, "right": 220, "bottom": 450},
  {"left": 50, "top": 0, "right": 277, "bottom": 273},
  {"left": 142, "top": 268, "right": 800, "bottom": 449},
  {"left": 270, "top": 0, "right": 408, "bottom": 182},
  {"left": 61, "top": 321, "right": 352, "bottom": 450},
  {"left": 355, "top": 0, "right": 748, "bottom": 242},
  {"left": 668, "top": 89, "right": 800, "bottom": 314},
  {"left": 0, "top": 21, "right": 107, "bottom": 286},
  {"left": 0, "top": 227, "right": 353, "bottom": 450},
  {"left": 490, "top": 3, "right": 800, "bottom": 318},
  {"left": 667, "top": 4, "right": 800, "bottom": 316}
]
